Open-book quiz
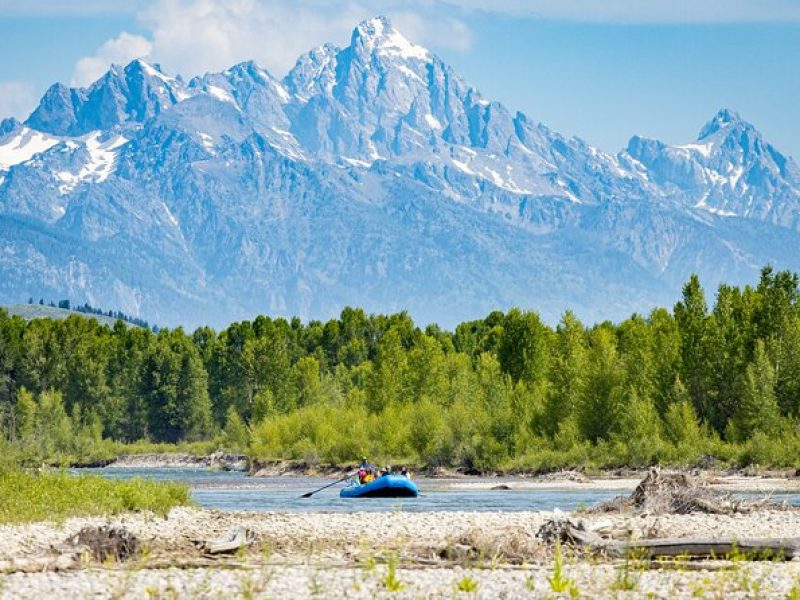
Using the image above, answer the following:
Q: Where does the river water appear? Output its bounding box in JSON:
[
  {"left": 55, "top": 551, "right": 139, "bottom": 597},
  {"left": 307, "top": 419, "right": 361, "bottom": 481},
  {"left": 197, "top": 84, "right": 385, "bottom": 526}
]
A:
[{"left": 75, "top": 468, "right": 800, "bottom": 513}]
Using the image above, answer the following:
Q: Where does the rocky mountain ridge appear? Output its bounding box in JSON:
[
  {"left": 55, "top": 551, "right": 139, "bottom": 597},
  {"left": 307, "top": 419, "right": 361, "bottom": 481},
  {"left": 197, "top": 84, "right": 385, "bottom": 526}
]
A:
[{"left": 0, "top": 16, "right": 798, "bottom": 328}]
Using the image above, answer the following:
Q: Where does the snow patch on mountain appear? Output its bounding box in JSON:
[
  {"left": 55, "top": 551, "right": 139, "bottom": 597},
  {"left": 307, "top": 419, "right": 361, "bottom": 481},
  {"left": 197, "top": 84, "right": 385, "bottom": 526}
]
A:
[
  {"left": 0, "top": 127, "right": 60, "bottom": 170},
  {"left": 53, "top": 132, "right": 128, "bottom": 194},
  {"left": 424, "top": 114, "right": 442, "bottom": 130},
  {"left": 355, "top": 16, "right": 430, "bottom": 61},
  {"left": 676, "top": 142, "right": 714, "bottom": 158},
  {"left": 205, "top": 85, "right": 236, "bottom": 105},
  {"left": 272, "top": 80, "right": 291, "bottom": 103}
]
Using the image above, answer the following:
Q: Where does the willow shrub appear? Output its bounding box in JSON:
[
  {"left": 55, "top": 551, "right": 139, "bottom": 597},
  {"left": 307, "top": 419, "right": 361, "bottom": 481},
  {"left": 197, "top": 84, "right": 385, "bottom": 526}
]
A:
[
  {"left": 247, "top": 398, "right": 507, "bottom": 469},
  {"left": 511, "top": 438, "right": 595, "bottom": 473},
  {"left": 736, "top": 426, "right": 800, "bottom": 468},
  {"left": 0, "top": 470, "right": 191, "bottom": 524},
  {"left": 249, "top": 403, "right": 381, "bottom": 465}
]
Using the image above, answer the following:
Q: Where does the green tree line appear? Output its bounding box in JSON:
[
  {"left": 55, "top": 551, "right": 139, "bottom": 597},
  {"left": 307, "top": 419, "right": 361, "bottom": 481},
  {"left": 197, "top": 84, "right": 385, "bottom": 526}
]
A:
[{"left": 2, "top": 266, "right": 800, "bottom": 470}]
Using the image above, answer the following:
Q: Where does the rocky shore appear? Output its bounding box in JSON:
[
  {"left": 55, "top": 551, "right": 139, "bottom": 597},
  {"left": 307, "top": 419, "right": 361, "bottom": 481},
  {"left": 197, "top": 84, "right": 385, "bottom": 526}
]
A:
[
  {"left": 107, "top": 452, "right": 248, "bottom": 471},
  {"left": 3, "top": 504, "right": 800, "bottom": 598}
]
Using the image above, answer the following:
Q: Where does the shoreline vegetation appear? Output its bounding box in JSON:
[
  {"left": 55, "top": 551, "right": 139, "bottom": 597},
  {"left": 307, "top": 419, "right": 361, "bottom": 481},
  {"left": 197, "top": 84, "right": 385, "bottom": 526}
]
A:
[
  {"left": 3, "top": 266, "right": 800, "bottom": 475},
  {"left": 0, "top": 470, "right": 190, "bottom": 525}
]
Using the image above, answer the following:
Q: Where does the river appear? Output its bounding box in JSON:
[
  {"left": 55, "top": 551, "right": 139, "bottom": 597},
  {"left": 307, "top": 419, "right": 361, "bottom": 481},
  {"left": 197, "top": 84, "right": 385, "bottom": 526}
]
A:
[{"left": 75, "top": 467, "right": 800, "bottom": 513}]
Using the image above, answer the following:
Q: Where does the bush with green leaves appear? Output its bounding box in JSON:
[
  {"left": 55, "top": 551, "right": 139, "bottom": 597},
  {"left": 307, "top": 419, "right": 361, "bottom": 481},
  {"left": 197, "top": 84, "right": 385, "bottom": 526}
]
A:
[{"left": 3, "top": 266, "right": 800, "bottom": 470}]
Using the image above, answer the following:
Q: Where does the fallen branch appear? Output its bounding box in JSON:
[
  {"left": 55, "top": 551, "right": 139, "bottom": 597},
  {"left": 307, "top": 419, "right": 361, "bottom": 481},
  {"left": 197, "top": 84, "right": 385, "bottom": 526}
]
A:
[
  {"left": 540, "top": 518, "right": 800, "bottom": 561},
  {"left": 591, "top": 468, "right": 785, "bottom": 515},
  {"left": 200, "top": 526, "right": 258, "bottom": 555},
  {"left": 602, "top": 536, "right": 800, "bottom": 560}
]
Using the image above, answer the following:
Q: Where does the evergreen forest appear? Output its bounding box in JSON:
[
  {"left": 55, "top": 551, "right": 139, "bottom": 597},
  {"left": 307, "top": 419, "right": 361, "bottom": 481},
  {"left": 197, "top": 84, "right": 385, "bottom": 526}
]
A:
[{"left": 2, "top": 266, "right": 800, "bottom": 472}]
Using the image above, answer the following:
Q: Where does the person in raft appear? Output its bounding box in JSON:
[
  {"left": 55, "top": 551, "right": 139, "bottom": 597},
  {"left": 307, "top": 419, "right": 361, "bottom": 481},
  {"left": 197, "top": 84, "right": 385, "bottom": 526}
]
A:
[{"left": 357, "top": 457, "right": 377, "bottom": 484}]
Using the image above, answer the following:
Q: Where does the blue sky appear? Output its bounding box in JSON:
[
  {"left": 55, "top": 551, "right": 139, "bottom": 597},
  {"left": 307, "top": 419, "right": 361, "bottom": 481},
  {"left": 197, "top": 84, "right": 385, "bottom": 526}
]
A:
[{"left": 0, "top": 0, "right": 798, "bottom": 157}]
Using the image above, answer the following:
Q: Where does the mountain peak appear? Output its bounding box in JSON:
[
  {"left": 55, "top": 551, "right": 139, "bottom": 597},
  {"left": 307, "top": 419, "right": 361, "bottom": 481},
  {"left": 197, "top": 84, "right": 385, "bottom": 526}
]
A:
[
  {"left": 358, "top": 15, "right": 392, "bottom": 32},
  {"left": 698, "top": 107, "right": 748, "bottom": 140},
  {"left": 0, "top": 117, "right": 20, "bottom": 138},
  {"left": 123, "top": 58, "right": 182, "bottom": 85},
  {"left": 125, "top": 58, "right": 160, "bottom": 74},
  {"left": 25, "top": 57, "right": 185, "bottom": 136},
  {"left": 350, "top": 16, "right": 430, "bottom": 61},
  {"left": 284, "top": 42, "right": 339, "bottom": 97},
  {"left": 224, "top": 59, "right": 274, "bottom": 81}
]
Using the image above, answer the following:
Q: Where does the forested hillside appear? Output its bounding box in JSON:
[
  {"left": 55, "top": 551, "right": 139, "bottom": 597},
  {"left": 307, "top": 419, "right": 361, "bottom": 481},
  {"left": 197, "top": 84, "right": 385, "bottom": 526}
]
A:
[
  {"left": 1, "top": 267, "right": 799, "bottom": 470},
  {"left": 3, "top": 302, "right": 153, "bottom": 330}
]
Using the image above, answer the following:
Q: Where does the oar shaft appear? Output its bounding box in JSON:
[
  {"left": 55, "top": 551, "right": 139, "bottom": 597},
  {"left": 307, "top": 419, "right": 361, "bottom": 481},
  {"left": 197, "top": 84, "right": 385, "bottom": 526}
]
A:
[
  {"left": 300, "top": 473, "right": 353, "bottom": 498},
  {"left": 314, "top": 477, "right": 346, "bottom": 493}
]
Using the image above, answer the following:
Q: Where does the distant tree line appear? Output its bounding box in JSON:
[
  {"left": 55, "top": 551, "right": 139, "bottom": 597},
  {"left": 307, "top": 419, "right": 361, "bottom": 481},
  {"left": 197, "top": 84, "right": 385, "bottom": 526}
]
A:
[
  {"left": 27, "top": 297, "right": 155, "bottom": 330},
  {"left": 4, "top": 266, "right": 800, "bottom": 470}
]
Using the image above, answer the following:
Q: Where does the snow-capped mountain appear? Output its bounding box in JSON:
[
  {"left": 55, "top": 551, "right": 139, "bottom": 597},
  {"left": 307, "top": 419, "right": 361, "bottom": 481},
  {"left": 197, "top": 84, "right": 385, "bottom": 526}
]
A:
[
  {"left": 621, "top": 108, "right": 800, "bottom": 228},
  {"left": 1, "top": 16, "right": 799, "bottom": 328}
]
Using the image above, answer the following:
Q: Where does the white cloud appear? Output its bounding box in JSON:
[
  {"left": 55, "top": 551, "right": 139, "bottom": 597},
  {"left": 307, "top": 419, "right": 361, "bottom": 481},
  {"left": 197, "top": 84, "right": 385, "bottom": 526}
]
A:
[
  {"left": 136, "top": 0, "right": 365, "bottom": 77},
  {"left": 444, "top": 0, "right": 800, "bottom": 23},
  {"left": 71, "top": 32, "right": 153, "bottom": 86},
  {"left": 69, "top": 0, "right": 474, "bottom": 84},
  {"left": 0, "top": 80, "right": 38, "bottom": 120},
  {"left": 0, "top": 0, "right": 145, "bottom": 16},
  {"left": 7, "top": 0, "right": 800, "bottom": 24}
]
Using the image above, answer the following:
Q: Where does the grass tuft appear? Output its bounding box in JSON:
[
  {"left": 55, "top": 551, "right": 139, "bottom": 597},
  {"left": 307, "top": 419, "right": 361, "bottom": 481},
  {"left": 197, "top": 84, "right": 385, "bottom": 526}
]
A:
[
  {"left": 382, "top": 553, "right": 405, "bottom": 592},
  {"left": 456, "top": 575, "right": 479, "bottom": 593},
  {"left": 547, "top": 540, "right": 578, "bottom": 596},
  {"left": 0, "top": 469, "right": 191, "bottom": 524}
]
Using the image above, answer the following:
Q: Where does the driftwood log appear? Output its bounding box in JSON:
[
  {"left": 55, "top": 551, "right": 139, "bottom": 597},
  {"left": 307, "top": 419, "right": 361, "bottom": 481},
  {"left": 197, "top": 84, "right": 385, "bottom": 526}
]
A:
[
  {"left": 554, "top": 520, "right": 800, "bottom": 560},
  {"left": 201, "top": 526, "right": 257, "bottom": 555},
  {"left": 589, "top": 468, "right": 775, "bottom": 515},
  {"left": 603, "top": 537, "right": 800, "bottom": 560}
]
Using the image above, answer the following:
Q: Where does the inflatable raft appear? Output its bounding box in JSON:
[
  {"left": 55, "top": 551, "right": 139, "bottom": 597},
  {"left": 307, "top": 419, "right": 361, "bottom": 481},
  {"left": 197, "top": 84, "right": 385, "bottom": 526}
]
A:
[{"left": 340, "top": 474, "right": 419, "bottom": 498}]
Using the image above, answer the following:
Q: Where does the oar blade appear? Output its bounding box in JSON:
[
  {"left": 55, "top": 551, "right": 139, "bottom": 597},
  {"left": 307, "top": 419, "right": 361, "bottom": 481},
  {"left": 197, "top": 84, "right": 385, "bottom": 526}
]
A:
[{"left": 300, "top": 492, "right": 313, "bottom": 498}]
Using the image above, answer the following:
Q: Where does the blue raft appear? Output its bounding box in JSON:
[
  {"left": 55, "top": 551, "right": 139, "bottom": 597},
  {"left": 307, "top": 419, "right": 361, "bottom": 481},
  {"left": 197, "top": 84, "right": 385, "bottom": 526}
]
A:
[{"left": 340, "top": 474, "right": 419, "bottom": 498}]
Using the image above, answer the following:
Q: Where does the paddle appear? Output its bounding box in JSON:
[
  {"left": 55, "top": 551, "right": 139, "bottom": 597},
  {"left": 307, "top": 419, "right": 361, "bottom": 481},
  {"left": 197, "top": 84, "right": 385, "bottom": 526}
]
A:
[{"left": 300, "top": 473, "right": 354, "bottom": 498}]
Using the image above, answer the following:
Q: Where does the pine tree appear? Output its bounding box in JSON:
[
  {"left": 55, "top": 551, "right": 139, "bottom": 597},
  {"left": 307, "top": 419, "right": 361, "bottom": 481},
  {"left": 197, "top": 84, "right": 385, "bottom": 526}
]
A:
[
  {"left": 774, "top": 316, "right": 800, "bottom": 416},
  {"left": 663, "top": 380, "right": 703, "bottom": 449},
  {"left": 674, "top": 274, "right": 713, "bottom": 426},
  {"left": 729, "top": 340, "right": 781, "bottom": 441},
  {"left": 649, "top": 308, "right": 681, "bottom": 415},
  {"left": 141, "top": 331, "right": 211, "bottom": 442}
]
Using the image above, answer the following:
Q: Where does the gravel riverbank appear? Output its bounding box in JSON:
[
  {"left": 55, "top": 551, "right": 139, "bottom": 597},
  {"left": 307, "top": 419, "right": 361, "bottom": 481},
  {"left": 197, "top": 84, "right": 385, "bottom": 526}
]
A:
[
  {"left": 3, "top": 506, "right": 800, "bottom": 598},
  {"left": 108, "top": 452, "right": 248, "bottom": 471},
  {"left": 6, "top": 561, "right": 800, "bottom": 599}
]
